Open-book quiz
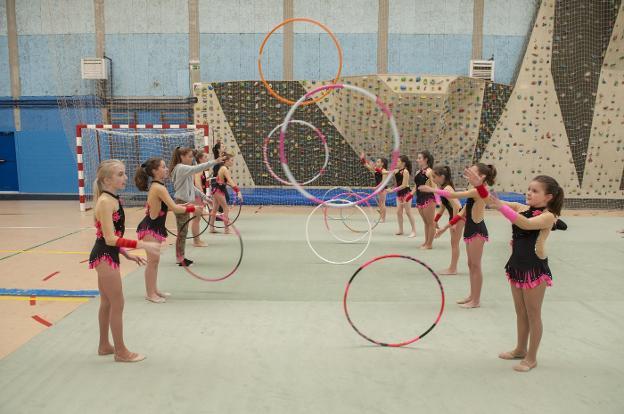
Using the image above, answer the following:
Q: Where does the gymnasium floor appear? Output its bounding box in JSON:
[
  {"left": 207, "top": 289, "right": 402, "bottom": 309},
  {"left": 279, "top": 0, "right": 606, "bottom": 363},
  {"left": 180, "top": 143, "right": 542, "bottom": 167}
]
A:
[{"left": 0, "top": 201, "right": 623, "bottom": 413}]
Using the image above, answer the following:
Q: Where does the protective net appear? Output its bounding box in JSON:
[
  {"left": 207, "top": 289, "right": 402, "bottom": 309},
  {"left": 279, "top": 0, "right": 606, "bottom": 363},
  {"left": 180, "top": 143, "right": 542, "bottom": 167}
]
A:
[{"left": 79, "top": 127, "right": 204, "bottom": 209}]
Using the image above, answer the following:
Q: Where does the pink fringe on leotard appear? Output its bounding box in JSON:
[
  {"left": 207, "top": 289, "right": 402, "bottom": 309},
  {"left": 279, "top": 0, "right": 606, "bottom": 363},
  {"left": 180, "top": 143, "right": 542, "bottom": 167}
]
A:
[
  {"left": 88, "top": 254, "right": 119, "bottom": 270},
  {"left": 463, "top": 234, "right": 489, "bottom": 244},
  {"left": 416, "top": 198, "right": 436, "bottom": 209},
  {"left": 506, "top": 272, "right": 552, "bottom": 289},
  {"left": 137, "top": 229, "right": 166, "bottom": 242}
]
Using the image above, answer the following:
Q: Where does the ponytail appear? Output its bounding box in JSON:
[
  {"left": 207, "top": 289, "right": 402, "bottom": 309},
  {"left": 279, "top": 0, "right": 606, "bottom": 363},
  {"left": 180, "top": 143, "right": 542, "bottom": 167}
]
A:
[
  {"left": 418, "top": 150, "right": 434, "bottom": 168},
  {"left": 169, "top": 146, "right": 193, "bottom": 173},
  {"left": 135, "top": 157, "right": 162, "bottom": 192},
  {"left": 533, "top": 175, "right": 564, "bottom": 216},
  {"left": 432, "top": 165, "right": 454, "bottom": 189},
  {"left": 475, "top": 163, "right": 497, "bottom": 186},
  {"left": 399, "top": 155, "right": 412, "bottom": 175}
]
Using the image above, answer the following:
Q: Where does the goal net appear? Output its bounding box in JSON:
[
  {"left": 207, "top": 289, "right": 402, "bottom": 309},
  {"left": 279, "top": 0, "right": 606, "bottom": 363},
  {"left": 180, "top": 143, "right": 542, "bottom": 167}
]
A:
[{"left": 76, "top": 124, "right": 208, "bottom": 211}]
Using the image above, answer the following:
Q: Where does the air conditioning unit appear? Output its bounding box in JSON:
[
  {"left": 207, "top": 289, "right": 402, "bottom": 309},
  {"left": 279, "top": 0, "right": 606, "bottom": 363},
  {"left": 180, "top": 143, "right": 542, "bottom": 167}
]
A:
[
  {"left": 81, "top": 58, "right": 108, "bottom": 80},
  {"left": 469, "top": 59, "right": 495, "bottom": 81}
]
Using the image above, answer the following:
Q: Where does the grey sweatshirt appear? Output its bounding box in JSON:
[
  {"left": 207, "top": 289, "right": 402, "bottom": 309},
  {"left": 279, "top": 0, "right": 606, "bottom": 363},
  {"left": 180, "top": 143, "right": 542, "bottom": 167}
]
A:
[{"left": 171, "top": 160, "right": 219, "bottom": 203}]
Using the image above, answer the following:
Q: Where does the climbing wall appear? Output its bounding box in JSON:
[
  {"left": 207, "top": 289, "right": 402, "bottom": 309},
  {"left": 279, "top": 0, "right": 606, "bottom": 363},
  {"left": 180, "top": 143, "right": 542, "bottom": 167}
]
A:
[
  {"left": 582, "top": 2, "right": 624, "bottom": 198},
  {"left": 480, "top": 0, "right": 581, "bottom": 196}
]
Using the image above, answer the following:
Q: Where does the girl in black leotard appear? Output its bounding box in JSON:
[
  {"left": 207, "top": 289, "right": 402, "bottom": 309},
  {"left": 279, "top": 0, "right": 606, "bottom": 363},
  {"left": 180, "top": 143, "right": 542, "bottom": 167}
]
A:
[
  {"left": 90, "top": 159, "right": 159, "bottom": 363},
  {"left": 135, "top": 158, "right": 199, "bottom": 303},
  {"left": 387, "top": 155, "right": 416, "bottom": 237},
  {"left": 419, "top": 163, "right": 497, "bottom": 309},
  {"left": 410, "top": 150, "right": 436, "bottom": 249},
  {"left": 429, "top": 165, "right": 463, "bottom": 275},
  {"left": 209, "top": 151, "right": 243, "bottom": 234},
  {"left": 466, "top": 170, "right": 565, "bottom": 373},
  {"left": 360, "top": 152, "right": 389, "bottom": 222}
]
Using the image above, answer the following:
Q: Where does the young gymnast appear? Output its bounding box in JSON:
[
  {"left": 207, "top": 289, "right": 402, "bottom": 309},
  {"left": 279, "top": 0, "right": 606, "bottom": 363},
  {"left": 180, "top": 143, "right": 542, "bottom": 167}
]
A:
[
  {"left": 135, "top": 157, "right": 200, "bottom": 303},
  {"left": 209, "top": 151, "right": 243, "bottom": 234},
  {"left": 419, "top": 163, "right": 497, "bottom": 308},
  {"left": 88, "top": 159, "right": 160, "bottom": 362},
  {"left": 191, "top": 150, "right": 210, "bottom": 247},
  {"left": 466, "top": 169, "right": 565, "bottom": 372},
  {"left": 212, "top": 139, "right": 229, "bottom": 217},
  {"left": 429, "top": 165, "right": 464, "bottom": 275},
  {"left": 360, "top": 152, "right": 389, "bottom": 222},
  {"left": 170, "top": 147, "right": 224, "bottom": 266},
  {"left": 410, "top": 150, "right": 436, "bottom": 249},
  {"left": 387, "top": 155, "right": 417, "bottom": 237}
]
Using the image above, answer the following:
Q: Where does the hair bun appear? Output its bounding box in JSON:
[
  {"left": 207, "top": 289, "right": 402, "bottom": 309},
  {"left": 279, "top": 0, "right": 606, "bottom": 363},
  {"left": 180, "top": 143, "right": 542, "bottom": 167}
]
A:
[{"left": 141, "top": 163, "right": 146, "bottom": 168}]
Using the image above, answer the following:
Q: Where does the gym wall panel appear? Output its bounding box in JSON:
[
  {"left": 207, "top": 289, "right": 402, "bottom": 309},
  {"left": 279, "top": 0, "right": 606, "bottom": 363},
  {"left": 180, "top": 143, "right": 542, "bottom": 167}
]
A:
[
  {"left": 14, "top": 130, "right": 77, "bottom": 193},
  {"left": 201, "top": 33, "right": 283, "bottom": 82},
  {"left": 198, "top": 0, "right": 282, "bottom": 34},
  {"left": 18, "top": 34, "right": 95, "bottom": 96},
  {"left": 105, "top": 0, "right": 188, "bottom": 34},
  {"left": 0, "top": 36, "right": 9, "bottom": 96},
  {"left": 0, "top": 1, "right": 7, "bottom": 35},
  {"left": 0, "top": 108, "right": 14, "bottom": 131},
  {"left": 16, "top": 0, "right": 95, "bottom": 35},
  {"left": 389, "top": 0, "right": 473, "bottom": 34},
  {"left": 483, "top": 0, "right": 537, "bottom": 36},
  {"left": 105, "top": 34, "right": 189, "bottom": 96},
  {"left": 481, "top": 35, "right": 526, "bottom": 84},
  {"left": 388, "top": 34, "right": 471, "bottom": 77},
  {"left": 293, "top": 33, "right": 376, "bottom": 80},
  {"left": 292, "top": 0, "right": 378, "bottom": 33}
]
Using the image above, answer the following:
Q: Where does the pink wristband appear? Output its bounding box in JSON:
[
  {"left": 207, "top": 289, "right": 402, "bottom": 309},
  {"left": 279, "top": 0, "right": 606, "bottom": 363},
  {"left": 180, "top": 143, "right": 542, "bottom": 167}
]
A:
[
  {"left": 434, "top": 193, "right": 442, "bottom": 205},
  {"left": 434, "top": 189, "right": 451, "bottom": 198},
  {"left": 499, "top": 205, "right": 518, "bottom": 223}
]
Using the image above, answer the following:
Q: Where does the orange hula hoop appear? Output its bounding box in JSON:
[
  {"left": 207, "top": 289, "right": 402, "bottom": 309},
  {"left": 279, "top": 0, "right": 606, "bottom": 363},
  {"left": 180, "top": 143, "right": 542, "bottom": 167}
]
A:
[{"left": 258, "top": 17, "right": 343, "bottom": 106}]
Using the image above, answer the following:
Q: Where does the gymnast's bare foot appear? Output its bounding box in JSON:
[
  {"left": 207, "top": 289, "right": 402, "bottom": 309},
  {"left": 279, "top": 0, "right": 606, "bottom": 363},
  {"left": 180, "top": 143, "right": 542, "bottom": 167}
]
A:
[
  {"left": 395, "top": 231, "right": 404, "bottom": 235},
  {"left": 408, "top": 232, "right": 416, "bottom": 238},
  {"left": 498, "top": 349, "right": 527, "bottom": 360},
  {"left": 459, "top": 301, "right": 480, "bottom": 309},
  {"left": 439, "top": 268, "right": 457, "bottom": 275},
  {"left": 98, "top": 344, "right": 115, "bottom": 356},
  {"left": 456, "top": 296, "right": 471, "bottom": 304}
]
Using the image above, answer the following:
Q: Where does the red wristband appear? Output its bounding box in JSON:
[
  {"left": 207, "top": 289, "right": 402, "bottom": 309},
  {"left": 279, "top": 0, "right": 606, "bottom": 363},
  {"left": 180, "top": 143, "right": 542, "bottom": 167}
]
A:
[
  {"left": 405, "top": 193, "right": 413, "bottom": 202},
  {"left": 232, "top": 186, "right": 240, "bottom": 194},
  {"left": 374, "top": 167, "right": 382, "bottom": 173},
  {"left": 434, "top": 213, "right": 442, "bottom": 222},
  {"left": 359, "top": 157, "right": 367, "bottom": 165},
  {"left": 185, "top": 205, "right": 196, "bottom": 213},
  {"left": 476, "top": 184, "right": 489, "bottom": 198},
  {"left": 115, "top": 238, "right": 137, "bottom": 249},
  {"left": 449, "top": 215, "right": 464, "bottom": 225}
]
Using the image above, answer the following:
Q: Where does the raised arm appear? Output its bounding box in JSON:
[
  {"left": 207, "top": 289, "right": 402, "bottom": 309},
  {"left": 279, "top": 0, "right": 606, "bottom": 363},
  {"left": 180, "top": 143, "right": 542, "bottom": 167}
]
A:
[{"left": 419, "top": 184, "right": 479, "bottom": 200}]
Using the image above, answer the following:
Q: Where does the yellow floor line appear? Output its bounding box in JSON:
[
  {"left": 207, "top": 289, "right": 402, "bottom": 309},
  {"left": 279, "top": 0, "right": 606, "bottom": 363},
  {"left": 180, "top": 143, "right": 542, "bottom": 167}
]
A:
[{"left": 0, "top": 296, "right": 90, "bottom": 303}]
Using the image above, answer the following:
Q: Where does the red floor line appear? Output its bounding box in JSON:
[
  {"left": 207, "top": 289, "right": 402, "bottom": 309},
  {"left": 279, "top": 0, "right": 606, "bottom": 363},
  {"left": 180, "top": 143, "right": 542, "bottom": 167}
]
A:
[
  {"left": 42, "top": 271, "right": 60, "bottom": 281},
  {"left": 29, "top": 295, "right": 36, "bottom": 306},
  {"left": 32, "top": 315, "right": 52, "bottom": 327}
]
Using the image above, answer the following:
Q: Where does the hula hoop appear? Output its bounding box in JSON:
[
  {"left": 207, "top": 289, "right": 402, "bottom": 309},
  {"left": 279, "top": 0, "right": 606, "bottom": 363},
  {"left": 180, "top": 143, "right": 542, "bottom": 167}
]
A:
[
  {"left": 305, "top": 199, "right": 372, "bottom": 265},
  {"left": 263, "top": 120, "right": 329, "bottom": 186},
  {"left": 322, "top": 186, "right": 354, "bottom": 220},
  {"left": 279, "top": 83, "right": 400, "bottom": 207},
  {"left": 323, "top": 192, "right": 378, "bottom": 243},
  {"left": 343, "top": 254, "right": 445, "bottom": 347},
  {"left": 176, "top": 213, "right": 243, "bottom": 282},
  {"left": 258, "top": 17, "right": 343, "bottom": 106},
  {"left": 340, "top": 191, "right": 382, "bottom": 233},
  {"left": 165, "top": 204, "right": 211, "bottom": 239}
]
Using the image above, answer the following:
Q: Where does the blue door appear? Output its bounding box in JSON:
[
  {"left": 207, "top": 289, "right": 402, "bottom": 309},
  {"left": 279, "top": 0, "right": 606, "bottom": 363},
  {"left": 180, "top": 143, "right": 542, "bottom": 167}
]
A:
[{"left": 0, "top": 132, "right": 19, "bottom": 191}]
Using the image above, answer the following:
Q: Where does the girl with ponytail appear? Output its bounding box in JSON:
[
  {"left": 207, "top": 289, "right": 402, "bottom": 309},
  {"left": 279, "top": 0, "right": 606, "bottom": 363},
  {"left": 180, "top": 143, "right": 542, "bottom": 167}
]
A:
[
  {"left": 429, "top": 165, "right": 463, "bottom": 275},
  {"left": 418, "top": 162, "right": 497, "bottom": 308},
  {"left": 169, "top": 147, "right": 224, "bottom": 266},
  {"left": 89, "top": 160, "right": 160, "bottom": 362},
  {"left": 135, "top": 157, "right": 204, "bottom": 303},
  {"left": 387, "top": 155, "right": 417, "bottom": 237},
  {"left": 465, "top": 170, "right": 566, "bottom": 372},
  {"left": 360, "top": 152, "right": 389, "bottom": 222}
]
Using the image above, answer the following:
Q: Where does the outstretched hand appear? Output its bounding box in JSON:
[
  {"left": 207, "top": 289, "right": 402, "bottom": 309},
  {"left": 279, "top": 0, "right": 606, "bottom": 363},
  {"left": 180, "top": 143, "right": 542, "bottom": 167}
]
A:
[
  {"left": 486, "top": 191, "right": 503, "bottom": 210},
  {"left": 463, "top": 168, "right": 484, "bottom": 187}
]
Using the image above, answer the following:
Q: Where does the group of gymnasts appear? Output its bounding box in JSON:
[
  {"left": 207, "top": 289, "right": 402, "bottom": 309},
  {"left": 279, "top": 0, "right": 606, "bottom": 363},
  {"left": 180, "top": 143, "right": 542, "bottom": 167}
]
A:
[
  {"left": 87, "top": 140, "right": 240, "bottom": 362},
  {"left": 362, "top": 150, "right": 566, "bottom": 372}
]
